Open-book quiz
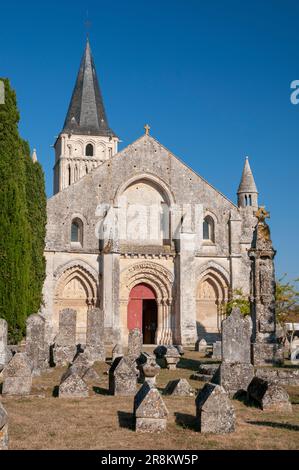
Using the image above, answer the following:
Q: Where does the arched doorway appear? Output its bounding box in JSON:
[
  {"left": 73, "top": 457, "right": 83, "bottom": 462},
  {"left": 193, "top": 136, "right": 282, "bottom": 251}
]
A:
[{"left": 127, "top": 283, "right": 157, "bottom": 344}]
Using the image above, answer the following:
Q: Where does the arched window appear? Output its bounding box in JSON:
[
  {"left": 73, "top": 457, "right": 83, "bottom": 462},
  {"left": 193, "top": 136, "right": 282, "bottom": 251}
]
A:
[
  {"left": 68, "top": 165, "right": 71, "bottom": 186},
  {"left": 245, "top": 195, "right": 248, "bottom": 206},
  {"left": 86, "top": 144, "right": 94, "bottom": 157},
  {"left": 71, "top": 218, "right": 83, "bottom": 245},
  {"left": 203, "top": 215, "right": 215, "bottom": 242},
  {"left": 249, "top": 195, "right": 252, "bottom": 206}
]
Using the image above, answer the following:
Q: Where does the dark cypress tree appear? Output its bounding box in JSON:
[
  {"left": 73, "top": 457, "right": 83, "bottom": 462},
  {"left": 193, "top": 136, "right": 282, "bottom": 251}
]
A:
[
  {"left": 0, "top": 78, "right": 31, "bottom": 342},
  {"left": 22, "top": 140, "right": 47, "bottom": 315}
]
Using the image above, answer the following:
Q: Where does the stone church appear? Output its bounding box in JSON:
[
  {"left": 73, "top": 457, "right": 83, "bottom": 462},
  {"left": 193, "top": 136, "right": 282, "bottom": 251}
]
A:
[{"left": 43, "top": 40, "right": 260, "bottom": 347}]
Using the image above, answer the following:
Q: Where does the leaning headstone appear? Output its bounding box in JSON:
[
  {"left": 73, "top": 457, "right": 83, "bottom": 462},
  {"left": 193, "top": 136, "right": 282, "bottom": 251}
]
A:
[
  {"left": 212, "top": 341, "right": 222, "bottom": 360},
  {"left": 109, "top": 356, "right": 137, "bottom": 396},
  {"left": 165, "top": 378, "right": 194, "bottom": 396},
  {"left": 134, "top": 381, "right": 168, "bottom": 432},
  {"left": 0, "top": 319, "right": 12, "bottom": 372},
  {"left": 191, "top": 363, "right": 219, "bottom": 383},
  {"left": 219, "top": 308, "right": 254, "bottom": 397},
  {"left": 59, "top": 370, "right": 89, "bottom": 398},
  {"left": 53, "top": 308, "right": 77, "bottom": 366},
  {"left": 137, "top": 353, "right": 160, "bottom": 386},
  {"left": 195, "top": 383, "right": 235, "bottom": 433},
  {"left": 85, "top": 308, "right": 105, "bottom": 362},
  {"left": 25, "top": 313, "right": 48, "bottom": 375},
  {"left": 112, "top": 343, "right": 123, "bottom": 362},
  {"left": 195, "top": 338, "right": 207, "bottom": 353},
  {"left": 247, "top": 377, "right": 292, "bottom": 412},
  {"left": 128, "top": 328, "right": 143, "bottom": 361},
  {"left": 0, "top": 402, "right": 8, "bottom": 450},
  {"left": 60, "top": 351, "right": 93, "bottom": 382},
  {"left": 2, "top": 353, "right": 33, "bottom": 396}
]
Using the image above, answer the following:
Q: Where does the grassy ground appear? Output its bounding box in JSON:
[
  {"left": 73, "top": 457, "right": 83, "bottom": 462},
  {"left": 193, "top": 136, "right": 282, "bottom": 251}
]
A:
[{"left": 1, "top": 349, "right": 299, "bottom": 450}]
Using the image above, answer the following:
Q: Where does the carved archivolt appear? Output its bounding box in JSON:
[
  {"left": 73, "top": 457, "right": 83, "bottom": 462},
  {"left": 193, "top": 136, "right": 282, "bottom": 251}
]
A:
[
  {"left": 120, "top": 261, "right": 174, "bottom": 302},
  {"left": 54, "top": 261, "right": 98, "bottom": 305},
  {"left": 196, "top": 261, "right": 230, "bottom": 301}
]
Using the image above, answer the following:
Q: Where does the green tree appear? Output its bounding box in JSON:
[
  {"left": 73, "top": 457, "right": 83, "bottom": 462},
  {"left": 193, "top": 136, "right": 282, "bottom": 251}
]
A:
[
  {"left": 22, "top": 140, "right": 47, "bottom": 315},
  {"left": 0, "top": 78, "right": 31, "bottom": 342},
  {"left": 275, "top": 276, "right": 299, "bottom": 323},
  {"left": 224, "top": 288, "right": 250, "bottom": 316}
]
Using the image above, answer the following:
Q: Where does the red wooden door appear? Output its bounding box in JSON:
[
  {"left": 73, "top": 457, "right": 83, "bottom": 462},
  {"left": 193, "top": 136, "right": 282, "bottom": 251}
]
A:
[{"left": 127, "top": 283, "right": 156, "bottom": 331}]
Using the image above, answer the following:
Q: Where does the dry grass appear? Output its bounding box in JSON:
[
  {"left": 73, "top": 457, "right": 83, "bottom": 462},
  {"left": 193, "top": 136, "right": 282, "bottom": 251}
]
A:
[{"left": 1, "top": 349, "right": 299, "bottom": 450}]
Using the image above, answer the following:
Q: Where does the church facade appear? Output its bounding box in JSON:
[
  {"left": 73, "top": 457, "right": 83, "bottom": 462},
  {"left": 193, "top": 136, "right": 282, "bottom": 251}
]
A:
[{"left": 42, "top": 40, "right": 259, "bottom": 347}]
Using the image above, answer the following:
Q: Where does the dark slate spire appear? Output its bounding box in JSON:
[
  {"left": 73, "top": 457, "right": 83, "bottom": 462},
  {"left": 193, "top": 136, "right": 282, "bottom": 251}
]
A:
[{"left": 62, "top": 39, "right": 115, "bottom": 137}]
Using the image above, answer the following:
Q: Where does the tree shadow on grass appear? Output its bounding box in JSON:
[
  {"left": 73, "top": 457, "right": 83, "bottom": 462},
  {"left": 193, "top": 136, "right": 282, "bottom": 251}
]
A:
[
  {"left": 118, "top": 411, "right": 134, "bottom": 430},
  {"left": 93, "top": 386, "right": 110, "bottom": 395},
  {"left": 246, "top": 420, "right": 299, "bottom": 431},
  {"left": 175, "top": 412, "right": 199, "bottom": 431},
  {"left": 177, "top": 357, "right": 202, "bottom": 372}
]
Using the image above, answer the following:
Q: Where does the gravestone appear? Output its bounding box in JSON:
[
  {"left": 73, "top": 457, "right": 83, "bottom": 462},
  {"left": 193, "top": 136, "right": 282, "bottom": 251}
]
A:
[
  {"left": 85, "top": 307, "right": 105, "bottom": 361},
  {"left": 247, "top": 377, "right": 292, "bottom": 412},
  {"left": 291, "top": 347, "right": 299, "bottom": 365},
  {"left": 109, "top": 356, "right": 137, "bottom": 396},
  {"left": 128, "top": 328, "right": 143, "bottom": 361},
  {"left": 134, "top": 381, "right": 168, "bottom": 432},
  {"left": 0, "top": 319, "right": 12, "bottom": 372},
  {"left": 165, "top": 378, "right": 194, "bottom": 396},
  {"left": 212, "top": 341, "right": 222, "bottom": 360},
  {"left": 195, "top": 383, "right": 235, "bottom": 433},
  {"left": 53, "top": 308, "right": 77, "bottom": 366},
  {"left": 195, "top": 338, "right": 207, "bottom": 353},
  {"left": 59, "top": 370, "right": 89, "bottom": 398},
  {"left": 112, "top": 343, "right": 123, "bottom": 362},
  {"left": 2, "top": 353, "right": 33, "bottom": 396},
  {"left": 219, "top": 308, "right": 254, "bottom": 397},
  {"left": 248, "top": 209, "right": 283, "bottom": 365},
  {"left": 25, "top": 313, "right": 48, "bottom": 375},
  {"left": 154, "top": 345, "right": 180, "bottom": 370},
  {"left": 0, "top": 402, "right": 8, "bottom": 450},
  {"left": 137, "top": 353, "right": 160, "bottom": 385}
]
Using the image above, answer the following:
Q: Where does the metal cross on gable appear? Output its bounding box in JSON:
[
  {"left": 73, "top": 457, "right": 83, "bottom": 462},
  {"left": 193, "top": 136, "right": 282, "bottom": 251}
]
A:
[{"left": 144, "top": 124, "right": 150, "bottom": 135}]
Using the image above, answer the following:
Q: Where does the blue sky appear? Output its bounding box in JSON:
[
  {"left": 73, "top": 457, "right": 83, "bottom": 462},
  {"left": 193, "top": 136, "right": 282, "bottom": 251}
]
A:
[{"left": 1, "top": 0, "right": 298, "bottom": 280}]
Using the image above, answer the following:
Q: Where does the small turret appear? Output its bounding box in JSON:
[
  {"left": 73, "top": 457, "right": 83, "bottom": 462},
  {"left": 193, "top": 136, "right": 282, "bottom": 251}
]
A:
[{"left": 237, "top": 157, "right": 258, "bottom": 208}]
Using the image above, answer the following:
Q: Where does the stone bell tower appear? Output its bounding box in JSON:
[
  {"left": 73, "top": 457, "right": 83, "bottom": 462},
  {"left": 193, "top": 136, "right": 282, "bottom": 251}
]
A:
[{"left": 53, "top": 38, "right": 118, "bottom": 194}]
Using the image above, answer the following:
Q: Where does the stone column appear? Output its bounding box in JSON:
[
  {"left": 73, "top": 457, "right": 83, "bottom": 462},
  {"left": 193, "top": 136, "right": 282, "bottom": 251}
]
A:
[
  {"left": 175, "top": 232, "right": 197, "bottom": 346},
  {"left": 248, "top": 208, "right": 283, "bottom": 366},
  {"left": 85, "top": 307, "right": 105, "bottom": 361},
  {"left": 219, "top": 308, "right": 254, "bottom": 397},
  {"left": 25, "top": 313, "right": 48, "bottom": 375}
]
